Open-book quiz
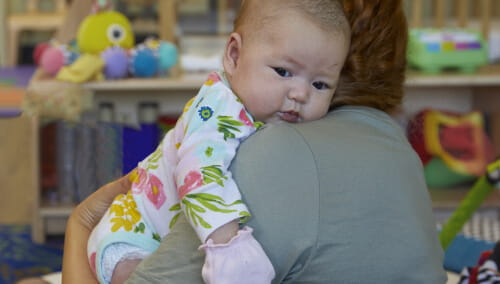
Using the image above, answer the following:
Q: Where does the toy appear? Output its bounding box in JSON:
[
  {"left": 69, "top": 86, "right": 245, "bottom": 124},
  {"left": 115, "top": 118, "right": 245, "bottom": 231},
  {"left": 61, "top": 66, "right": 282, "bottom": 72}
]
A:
[
  {"left": 33, "top": 42, "right": 50, "bottom": 66},
  {"left": 77, "top": 10, "right": 135, "bottom": 54},
  {"left": 407, "top": 109, "right": 495, "bottom": 188},
  {"left": 40, "top": 45, "right": 65, "bottom": 75},
  {"left": 129, "top": 45, "right": 159, "bottom": 78},
  {"left": 158, "top": 41, "right": 178, "bottom": 72},
  {"left": 34, "top": 1, "right": 178, "bottom": 82},
  {"left": 101, "top": 46, "right": 129, "bottom": 79},
  {"left": 408, "top": 28, "right": 489, "bottom": 73},
  {"left": 440, "top": 159, "right": 500, "bottom": 249}
]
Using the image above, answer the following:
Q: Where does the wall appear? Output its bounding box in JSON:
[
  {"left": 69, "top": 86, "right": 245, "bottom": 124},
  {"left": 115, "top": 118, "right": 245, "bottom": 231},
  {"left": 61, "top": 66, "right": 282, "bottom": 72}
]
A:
[{"left": 0, "top": 116, "right": 38, "bottom": 224}]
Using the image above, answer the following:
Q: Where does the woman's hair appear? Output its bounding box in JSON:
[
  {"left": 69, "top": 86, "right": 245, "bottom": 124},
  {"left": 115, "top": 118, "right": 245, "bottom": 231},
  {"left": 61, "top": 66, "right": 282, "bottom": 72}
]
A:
[{"left": 332, "top": 0, "right": 408, "bottom": 113}]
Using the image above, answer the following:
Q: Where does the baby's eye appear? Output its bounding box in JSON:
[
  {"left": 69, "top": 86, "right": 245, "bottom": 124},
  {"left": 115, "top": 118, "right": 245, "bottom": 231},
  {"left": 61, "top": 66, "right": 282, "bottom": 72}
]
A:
[
  {"left": 312, "top": 81, "right": 330, "bottom": 90},
  {"left": 273, "top": 67, "right": 292, "bottom": 77}
]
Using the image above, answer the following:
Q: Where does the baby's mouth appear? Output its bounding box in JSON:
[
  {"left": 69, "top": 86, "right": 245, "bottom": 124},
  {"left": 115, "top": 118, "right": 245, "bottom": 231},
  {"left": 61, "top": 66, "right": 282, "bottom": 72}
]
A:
[{"left": 279, "top": 111, "right": 300, "bottom": 123}]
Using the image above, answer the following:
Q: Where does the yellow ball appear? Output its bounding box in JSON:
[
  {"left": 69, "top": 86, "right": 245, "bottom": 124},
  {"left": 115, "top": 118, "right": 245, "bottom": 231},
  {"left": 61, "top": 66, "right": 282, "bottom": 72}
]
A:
[{"left": 77, "top": 11, "right": 135, "bottom": 54}]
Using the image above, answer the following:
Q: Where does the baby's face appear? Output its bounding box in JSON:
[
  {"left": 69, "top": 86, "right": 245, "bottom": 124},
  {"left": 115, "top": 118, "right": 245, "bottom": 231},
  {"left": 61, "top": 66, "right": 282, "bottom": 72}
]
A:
[{"left": 226, "top": 10, "right": 349, "bottom": 123}]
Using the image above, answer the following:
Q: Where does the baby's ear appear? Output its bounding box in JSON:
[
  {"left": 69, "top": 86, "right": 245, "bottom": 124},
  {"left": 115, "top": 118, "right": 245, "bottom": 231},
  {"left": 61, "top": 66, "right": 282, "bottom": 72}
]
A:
[{"left": 223, "top": 32, "right": 242, "bottom": 76}]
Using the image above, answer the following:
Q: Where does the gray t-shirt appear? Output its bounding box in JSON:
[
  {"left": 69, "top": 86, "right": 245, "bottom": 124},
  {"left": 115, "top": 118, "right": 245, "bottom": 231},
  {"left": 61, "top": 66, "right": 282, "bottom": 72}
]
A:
[{"left": 127, "top": 106, "right": 447, "bottom": 283}]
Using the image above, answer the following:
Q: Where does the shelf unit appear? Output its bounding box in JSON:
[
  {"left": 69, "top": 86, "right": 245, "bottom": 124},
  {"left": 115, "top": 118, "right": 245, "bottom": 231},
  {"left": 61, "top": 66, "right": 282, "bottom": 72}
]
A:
[{"left": 31, "top": 65, "right": 500, "bottom": 243}]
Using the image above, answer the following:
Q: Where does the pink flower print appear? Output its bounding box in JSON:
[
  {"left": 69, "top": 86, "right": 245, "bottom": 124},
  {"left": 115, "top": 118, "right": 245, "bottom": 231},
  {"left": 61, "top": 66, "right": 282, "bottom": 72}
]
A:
[
  {"left": 144, "top": 173, "right": 166, "bottom": 209},
  {"left": 89, "top": 252, "right": 97, "bottom": 276},
  {"left": 239, "top": 109, "right": 253, "bottom": 126},
  {"left": 205, "top": 72, "right": 222, "bottom": 86},
  {"left": 178, "top": 170, "right": 203, "bottom": 199}
]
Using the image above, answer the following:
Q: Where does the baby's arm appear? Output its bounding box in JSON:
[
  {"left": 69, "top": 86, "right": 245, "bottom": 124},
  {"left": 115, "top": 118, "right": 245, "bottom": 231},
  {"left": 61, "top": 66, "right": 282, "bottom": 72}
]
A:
[
  {"left": 175, "top": 73, "right": 274, "bottom": 283},
  {"left": 174, "top": 72, "right": 259, "bottom": 242}
]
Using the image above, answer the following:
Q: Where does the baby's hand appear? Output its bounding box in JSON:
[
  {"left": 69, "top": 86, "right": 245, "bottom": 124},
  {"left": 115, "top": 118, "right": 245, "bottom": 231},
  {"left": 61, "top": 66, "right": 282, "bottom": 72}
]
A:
[{"left": 199, "top": 226, "right": 275, "bottom": 284}]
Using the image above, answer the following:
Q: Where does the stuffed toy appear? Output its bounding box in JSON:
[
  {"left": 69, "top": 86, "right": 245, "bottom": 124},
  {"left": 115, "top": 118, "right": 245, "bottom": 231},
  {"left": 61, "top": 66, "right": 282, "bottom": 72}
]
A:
[
  {"left": 407, "top": 109, "right": 495, "bottom": 188},
  {"left": 34, "top": 0, "right": 178, "bottom": 82}
]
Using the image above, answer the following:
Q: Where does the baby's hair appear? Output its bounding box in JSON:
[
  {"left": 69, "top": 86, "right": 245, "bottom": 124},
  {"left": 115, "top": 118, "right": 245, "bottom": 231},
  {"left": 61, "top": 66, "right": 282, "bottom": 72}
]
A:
[
  {"left": 332, "top": 0, "right": 408, "bottom": 113},
  {"left": 234, "top": 0, "right": 350, "bottom": 42}
]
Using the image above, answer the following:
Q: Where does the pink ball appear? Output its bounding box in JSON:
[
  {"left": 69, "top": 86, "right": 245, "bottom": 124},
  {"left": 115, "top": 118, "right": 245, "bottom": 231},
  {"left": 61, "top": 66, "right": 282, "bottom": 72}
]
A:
[
  {"left": 33, "top": 42, "right": 50, "bottom": 66},
  {"left": 40, "top": 46, "right": 65, "bottom": 75}
]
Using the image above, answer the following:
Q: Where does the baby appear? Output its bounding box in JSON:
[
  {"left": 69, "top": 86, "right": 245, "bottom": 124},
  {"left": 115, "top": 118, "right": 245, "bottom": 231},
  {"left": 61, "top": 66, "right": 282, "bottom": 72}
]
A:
[{"left": 87, "top": 0, "right": 350, "bottom": 283}]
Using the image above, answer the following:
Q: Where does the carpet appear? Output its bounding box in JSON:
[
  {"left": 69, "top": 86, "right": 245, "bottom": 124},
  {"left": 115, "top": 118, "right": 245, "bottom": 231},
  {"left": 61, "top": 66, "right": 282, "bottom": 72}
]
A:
[{"left": 0, "top": 225, "right": 63, "bottom": 284}]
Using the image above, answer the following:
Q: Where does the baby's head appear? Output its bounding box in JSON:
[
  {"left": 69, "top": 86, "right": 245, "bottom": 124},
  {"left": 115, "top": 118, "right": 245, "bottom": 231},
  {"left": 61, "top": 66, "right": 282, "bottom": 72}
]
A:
[{"left": 223, "top": 0, "right": 350, "bottom": 124}]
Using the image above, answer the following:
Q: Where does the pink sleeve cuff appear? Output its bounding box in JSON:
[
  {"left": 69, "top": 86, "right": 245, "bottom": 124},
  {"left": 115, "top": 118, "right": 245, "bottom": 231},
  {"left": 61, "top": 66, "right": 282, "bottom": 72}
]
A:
[{"left": 199, "top": 226, "right": 275, "bottom": 284}]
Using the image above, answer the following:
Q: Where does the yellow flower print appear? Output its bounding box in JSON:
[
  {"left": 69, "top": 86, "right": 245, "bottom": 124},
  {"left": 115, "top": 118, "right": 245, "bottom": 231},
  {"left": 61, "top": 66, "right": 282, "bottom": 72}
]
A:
[
  {"left": 109, "top": 191, "right": 142, "bottom": 232},
  {"left": 129, "top": 169, "right": 140, "bottom": 184},
  {"left": 183, "top": 97, "right": 195, "bottom": 113}
]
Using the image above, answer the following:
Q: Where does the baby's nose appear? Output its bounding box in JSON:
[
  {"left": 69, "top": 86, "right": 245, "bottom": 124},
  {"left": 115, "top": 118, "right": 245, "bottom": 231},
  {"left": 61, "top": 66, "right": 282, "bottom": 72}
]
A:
[{"left": 288, "top": 83, "right": 309, "bottom": 103}]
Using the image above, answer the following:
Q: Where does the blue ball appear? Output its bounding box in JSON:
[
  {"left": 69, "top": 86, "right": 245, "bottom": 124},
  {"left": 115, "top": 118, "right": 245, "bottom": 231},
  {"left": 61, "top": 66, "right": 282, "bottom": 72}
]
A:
[
  {"left": 102, "top": 47, "right": 128, "bottom": 79},
  {"left": 158, "top": 41, "right": 178, "bottom": 71},
  {"left": 130, "top": 47, "right": 158, "bottom": 78}
]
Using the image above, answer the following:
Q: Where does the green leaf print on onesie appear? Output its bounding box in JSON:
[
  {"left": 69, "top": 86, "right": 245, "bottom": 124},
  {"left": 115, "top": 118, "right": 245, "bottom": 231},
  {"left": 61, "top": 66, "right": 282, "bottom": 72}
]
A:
[
  {"left": 201, "top": 165, "right": 227, "bottom": 187},
  {"left": 143, "top": 140, "right": 164, "bottom": 170},
  {"left": 217, "top": 115, "right": 244, "bottom": 141}
]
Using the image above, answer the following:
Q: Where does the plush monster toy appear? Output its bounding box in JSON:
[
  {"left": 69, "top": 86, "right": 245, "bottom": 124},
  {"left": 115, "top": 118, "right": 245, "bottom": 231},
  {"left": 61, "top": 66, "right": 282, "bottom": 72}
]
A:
[{"left": 77, "top": 10, "right": 135, "bottom": 54}]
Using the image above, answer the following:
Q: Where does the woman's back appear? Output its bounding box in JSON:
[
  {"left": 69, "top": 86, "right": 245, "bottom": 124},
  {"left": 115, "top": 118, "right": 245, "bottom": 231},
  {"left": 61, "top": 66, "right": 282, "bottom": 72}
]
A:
[{"left": 232, "top": 106, "right": 447, "bottom": 283}]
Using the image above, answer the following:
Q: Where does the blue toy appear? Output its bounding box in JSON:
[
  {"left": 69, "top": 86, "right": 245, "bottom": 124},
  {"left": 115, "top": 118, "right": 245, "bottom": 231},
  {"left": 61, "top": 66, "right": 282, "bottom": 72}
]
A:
[
  {"left": 129, "top": 45, "right": 159, "bottom": 78},
  {"left": 158, "top": 41, "right": 178, "bottom": 72}
]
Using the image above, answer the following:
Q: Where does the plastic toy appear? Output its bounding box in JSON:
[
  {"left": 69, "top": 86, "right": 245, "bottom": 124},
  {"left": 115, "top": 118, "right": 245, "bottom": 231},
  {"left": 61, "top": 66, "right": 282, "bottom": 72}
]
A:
[
  {"left": 440, "top": 159, "right": 500, "bottom": 249},
  {"left": 408, "top": 28, "right": 489, "bottom": 73}
]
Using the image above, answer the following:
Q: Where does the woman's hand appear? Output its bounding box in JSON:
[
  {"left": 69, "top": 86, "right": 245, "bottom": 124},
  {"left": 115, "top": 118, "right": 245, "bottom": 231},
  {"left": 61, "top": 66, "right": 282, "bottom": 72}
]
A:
[{"left": 62, "top": 171, "right": 133, "bottom": 284}]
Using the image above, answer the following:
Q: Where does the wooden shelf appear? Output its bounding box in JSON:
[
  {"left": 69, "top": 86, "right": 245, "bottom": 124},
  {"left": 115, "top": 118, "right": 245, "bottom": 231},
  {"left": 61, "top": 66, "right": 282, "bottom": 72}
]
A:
[
  {"left": 429, "top": 186, "right": 500, "bottom": 209},
  {"left": 83, "top": 72, "right": 208, "bottom": 91},
  {"left": 406, "top": 64, "right": 500, "bottom": 87},
  {"left": 39, "top": 204, "right": 75, "bottom": 218}
]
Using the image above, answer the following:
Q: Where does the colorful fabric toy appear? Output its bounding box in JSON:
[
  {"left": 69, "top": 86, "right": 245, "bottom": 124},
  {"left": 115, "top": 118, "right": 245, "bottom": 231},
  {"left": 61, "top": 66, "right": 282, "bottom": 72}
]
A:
[
  {"left": 458, "top": 240, "right": 500, "bottom": 283},
  {"left": 407, "top": 109, "right": 495, "bottom": 187},
  {"left": 34, "top": 0, "right": 178, "bottom": 82}
]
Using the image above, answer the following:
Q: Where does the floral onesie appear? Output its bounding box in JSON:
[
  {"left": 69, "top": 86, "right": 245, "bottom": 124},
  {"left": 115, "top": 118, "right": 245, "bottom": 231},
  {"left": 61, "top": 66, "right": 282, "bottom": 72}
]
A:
[{"left": 87, "top": 72, "right": 263, "bottom": 283}]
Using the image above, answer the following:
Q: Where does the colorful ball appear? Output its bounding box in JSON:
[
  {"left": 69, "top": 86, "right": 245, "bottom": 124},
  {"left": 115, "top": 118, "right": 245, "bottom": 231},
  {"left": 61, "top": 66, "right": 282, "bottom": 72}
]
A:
[
  {"left": 102, "top": 47, "right": 129, "bottom": 79},
  {"left": 158, "top": 41, "right": 178, "bottom": 71},
  {"left": 129, "top": 47, "right": 158, "bottom": 78},
  {"left": 40, "top": 46, "right": 65, "bottom": 75}
]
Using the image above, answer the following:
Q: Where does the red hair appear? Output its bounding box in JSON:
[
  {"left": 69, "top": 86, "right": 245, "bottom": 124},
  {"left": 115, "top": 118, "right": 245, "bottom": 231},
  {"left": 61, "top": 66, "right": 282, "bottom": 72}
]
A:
[{"left": 332, "top": 0, "right": 408, "bottom": 113}]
